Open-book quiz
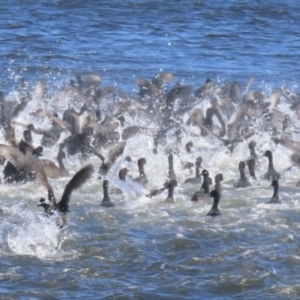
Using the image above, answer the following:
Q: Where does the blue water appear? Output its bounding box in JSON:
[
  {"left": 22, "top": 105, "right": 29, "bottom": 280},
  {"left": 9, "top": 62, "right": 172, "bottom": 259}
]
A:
[
  {"left": 1, "top": 1, "right": 300, "bottom": 90},
  {"left": 1, "top": 1, "right": 300, "bottom": 299}
]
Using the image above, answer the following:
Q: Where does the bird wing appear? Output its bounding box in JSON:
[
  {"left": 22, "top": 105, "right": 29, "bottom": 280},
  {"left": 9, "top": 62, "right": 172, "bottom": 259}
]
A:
[
  {"left": 35, "top": 159, "right": 65, "bottom": 179},
  {"left": 46, "top": 112, "right": 72, "bottom": 133},
  {"left": 0, "top": 144, "right": 28, "bottom": 169},
  {"left": 107, "top": 141, "right": 126, "bottom": 164},
  {"left": 57, "top": 165, "right": 94, "bottom": 214}
]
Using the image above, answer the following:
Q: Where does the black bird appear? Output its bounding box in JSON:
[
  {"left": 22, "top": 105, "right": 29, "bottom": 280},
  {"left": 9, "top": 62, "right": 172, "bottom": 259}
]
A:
[
  {"left": 248, "top": 141, "right": 258, "bottom": 162},
  {"left": 234, "top": 161, "right": 251, "bottom": 188},
  {"left": 185, "top": 157, "right": 202, "bottom": 185},
  {"left": 133, "top": 158, "right": 148, "bottom": 186},
  {"left": 164, "top": 179, "right": 177, "bottom": 204},
  {"left": 191, "top": 169, "right": 210, "bottom": 202},
  {"left": 206, "top": 190, "right": 221, "bottom": 217},
  {"left": 110, "top": 168, "right": 129, "bottom": 195},
  {"left": 168, "top": 153, "right": 177, "bottom": 180},
  {"left": 247, "top": 158, "right": 257, "bottom": 180},
  {"left": 38, "top": 165, "right": 94, "bottom": 227},
  {"left": 185, "top": 141, "right": 193, "bottom": 153},
  {"left": 214, "top": 173, "right": 223, "bottom": 199},
  {"left": 268, "top": 179, "right": 280, "bottom": 204},
  {"left": 100, "top": 180, "right": 115, "bottom": 208},
  {"left": 264, "top": 150, "right": 281, "bottom": 180}
]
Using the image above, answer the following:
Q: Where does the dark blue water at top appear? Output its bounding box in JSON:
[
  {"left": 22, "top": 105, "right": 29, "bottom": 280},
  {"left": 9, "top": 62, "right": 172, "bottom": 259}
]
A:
[
  {"left": 0, "top": 0, "right": 299, "bottom": 92},
  {"left": 1, "top": 1, "right": 300, "bottom": 300}
]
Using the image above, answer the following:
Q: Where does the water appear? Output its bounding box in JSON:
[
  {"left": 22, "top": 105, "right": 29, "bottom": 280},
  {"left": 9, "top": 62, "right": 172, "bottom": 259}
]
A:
[{"left": 0, "top": 1, "right": 300, "bottom": 299}]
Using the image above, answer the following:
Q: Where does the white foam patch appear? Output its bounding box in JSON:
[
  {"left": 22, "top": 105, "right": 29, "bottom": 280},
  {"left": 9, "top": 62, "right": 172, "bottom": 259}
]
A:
[{"left": 6, "top": 211, "right": 62, "bottom": 259}]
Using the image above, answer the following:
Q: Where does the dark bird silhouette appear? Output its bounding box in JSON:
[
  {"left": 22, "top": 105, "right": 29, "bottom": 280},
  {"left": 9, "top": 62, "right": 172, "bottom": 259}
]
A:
[
  {"left": 268, "top": 179, "right": 280, "bottom": 204},
  {"left": 133, "top": 158, "right": 148, "bottom": 186},
  {"left": 185, "top": 141, "right": 193, "bottom": 153},
  {"left": 191, "top": 169, "right": 210, "bottom": 202},
  {"left": 100, "top": 180, "right": 115, "bottom": 207},
  {"left": 168, "top": 153, "right": 177, "bottom": 180},
  {"left": 247, "top": 158, "right": 257, "bottom": 180},
  {"left": 184, "top": 157, "right": 202, "bottom": 185},
  {"left": 234, "top": 161, "right": 251, "bottom": 188},
  {"left": 206, "top": 190, "right": 221, "bottom": 217},
  {"left": 164, "top": 179, "right": 177, "bottom": 204},
  {"left": 264, "top": 150, "right": 281, "bottom": 180},
  {"left": 38, "top": 165, "right": 94, "bottom": 227},
  {"left": 248, "top": 141, "right": 258, "bottom": 162},
  {"left": 214, "top": 173, "right": 223, "bottom": 199}
]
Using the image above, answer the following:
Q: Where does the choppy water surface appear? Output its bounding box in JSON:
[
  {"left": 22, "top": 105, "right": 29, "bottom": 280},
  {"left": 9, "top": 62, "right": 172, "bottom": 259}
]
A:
[{"left": 1, "top": 1, "right": 300, "bottom": 299}]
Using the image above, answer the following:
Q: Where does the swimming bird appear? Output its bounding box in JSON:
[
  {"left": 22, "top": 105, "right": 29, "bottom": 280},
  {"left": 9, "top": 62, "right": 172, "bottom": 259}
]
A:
[
  {"left": 168, "top": 153, "right": 177, "bottom": 181},
  {"left": 38, "top": 165, "right": 94, "bottom": 227},
  {"left": 133, "top": 158, "right": 148, "bottom": 187},
  {"left": 268, "top": 179, "right": 280, "bottom": 204},
  {"left": 184, "top": 157, "right": 202, "bottom": 185},
  {"left": 185, "top": 141, "right": 193, "bottom": 153},
  {"left": 248, "top": 141, "right": 258, "bottom": 162},
  {"left": 214, "top": 173, "right": 223, "bottom": 199},
  {"left": 119, "top": 168, "right": 128, "bottom": 181},
  {"left": 110, "top": 168, "right": 129, "bottom": 195},
  {"left": 191, "top": 169, "right": 210, "bottom": 202},
  {"left": 100, "top": 180, "right": 115, "bottom": 207},
  {"left": 263, "top": 150, "right": 281, "bottom": 180},
  {"left": 206, "top": 190, "right": 221, "bottom": 217},
  {"left": 247, "top": 158, "right": 257, "bottom": 180},
  {"left": 234, "top": 161, "right": 251, "bottom": 188},
  {"left": 164, "top": 179, "right": 177, "bottom": 204}
]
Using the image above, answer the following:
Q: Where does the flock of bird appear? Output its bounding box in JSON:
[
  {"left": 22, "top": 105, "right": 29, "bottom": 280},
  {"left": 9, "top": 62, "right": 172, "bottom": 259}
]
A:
[{"left": 0, "top": 72, "right": 299, "bottom": 227}]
